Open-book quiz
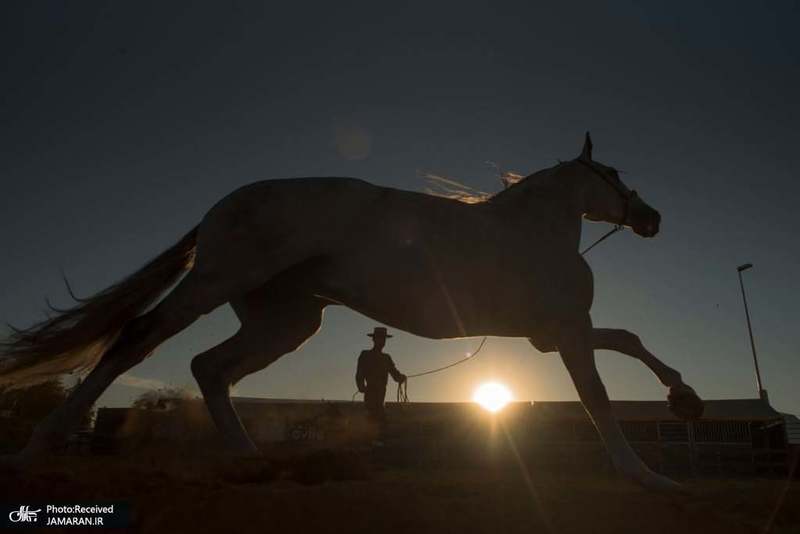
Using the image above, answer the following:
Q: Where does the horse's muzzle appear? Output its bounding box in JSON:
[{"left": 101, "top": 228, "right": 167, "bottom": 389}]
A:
[{"left": 632, "top": 209, "right": 660, "bottom": 238}]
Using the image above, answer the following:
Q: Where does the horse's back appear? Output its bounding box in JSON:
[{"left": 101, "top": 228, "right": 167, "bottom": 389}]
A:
[
  {"left": 205, "top": 176, "right": 381, "bottom": 221},
  {"left": 203, "top": 176, "right": 461, "bottom": 240},
  {"left": 193, "top": 177, "right": 390, "bottom": 282}
]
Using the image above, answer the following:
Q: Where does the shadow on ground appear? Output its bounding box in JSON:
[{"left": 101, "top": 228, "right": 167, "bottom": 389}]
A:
[{"left": 1, "top": 445, "right": 798, "bottom": 534}]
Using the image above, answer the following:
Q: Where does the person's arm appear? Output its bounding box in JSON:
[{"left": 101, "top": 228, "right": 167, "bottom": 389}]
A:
[
  {"left": 387, "top": 354, "right": 406, "bottom": 383},
  {"left": 355, "top": 352, "right": 367, "bottom": 392}
]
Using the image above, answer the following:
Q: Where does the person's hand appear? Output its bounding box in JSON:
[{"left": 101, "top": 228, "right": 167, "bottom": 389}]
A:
[{"left": 400, "top": 374, "right": 407, "bottom": 383}]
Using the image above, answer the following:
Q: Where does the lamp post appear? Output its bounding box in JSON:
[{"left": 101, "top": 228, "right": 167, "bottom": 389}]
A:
[{"left": 736, "top": 263, "right": 767, "bottom": 401}]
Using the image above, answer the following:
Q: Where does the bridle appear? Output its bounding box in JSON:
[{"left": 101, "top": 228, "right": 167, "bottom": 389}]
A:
[
  {"left": 574, "top": 157, "right": 639, "bottom": 255},
  {"left": 574, "top": 157, "right": 637, "bottom": 228}
]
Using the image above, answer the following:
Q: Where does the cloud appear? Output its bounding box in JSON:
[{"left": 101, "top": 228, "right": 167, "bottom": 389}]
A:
[
  {"left": 114, "top": 373, "right": 243, "bottom": 396},
  {"left": 115, "top": 373, "right": 176, "bottom": 391}
]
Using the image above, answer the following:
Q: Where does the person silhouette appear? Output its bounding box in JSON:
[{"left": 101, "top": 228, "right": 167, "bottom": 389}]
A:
[{"left": 355, "top": 327, "right": 406, "bottom": 439}]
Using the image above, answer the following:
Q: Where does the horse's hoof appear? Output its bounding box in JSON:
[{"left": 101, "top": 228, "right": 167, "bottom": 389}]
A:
[
  {"left": 223, "top": 442, "right": 261, "bottom": 459},
  {"left": 668, "top": 385, "right": 704, "bottom": 420},
  {"left": 616, "top": 458, "right": 686, "bottom": 494},
  {"left": 634, "top": 468, "right": 687, "bottom": 494}
]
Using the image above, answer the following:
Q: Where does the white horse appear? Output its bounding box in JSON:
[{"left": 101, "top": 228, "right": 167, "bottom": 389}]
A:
[{"left": 1, "top": 133, "right": 702, "bottom": 491}]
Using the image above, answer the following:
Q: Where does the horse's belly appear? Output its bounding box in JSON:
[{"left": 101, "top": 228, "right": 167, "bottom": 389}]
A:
[{"left": 312, "top": 255, "right": 558, "bottom": 339}]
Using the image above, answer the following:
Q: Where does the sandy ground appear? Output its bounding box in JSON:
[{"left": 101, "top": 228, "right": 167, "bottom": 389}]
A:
[{"left": 2, "top": 447, "right": 798, "bottom": 534}]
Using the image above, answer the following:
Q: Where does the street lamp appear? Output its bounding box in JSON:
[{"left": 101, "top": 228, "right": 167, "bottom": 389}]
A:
[{"left": 736, "top": 263, "right": 767, "bottom": 401}]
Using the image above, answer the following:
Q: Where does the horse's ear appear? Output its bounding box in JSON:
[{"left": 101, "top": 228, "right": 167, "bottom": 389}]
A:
[{"left": 580, "top": 131, "right": 593, "bottom": 160}]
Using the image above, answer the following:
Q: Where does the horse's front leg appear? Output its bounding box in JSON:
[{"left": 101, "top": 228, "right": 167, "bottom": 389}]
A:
[
  {"left": 553, "top": 315, "right": 682, "bottom": 492},
  {"left": 592, "top": 328, "right": 704, "bottom": 420}
]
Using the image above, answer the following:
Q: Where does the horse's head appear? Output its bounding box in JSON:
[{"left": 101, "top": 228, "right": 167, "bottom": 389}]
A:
[{"left": 570, "top": 133, "right": 660, "bottom": 238}]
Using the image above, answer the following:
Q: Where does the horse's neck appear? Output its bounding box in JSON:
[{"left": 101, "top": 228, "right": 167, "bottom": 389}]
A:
[{"left": 489, "top": 167, "right": 584, "bottom": 249}]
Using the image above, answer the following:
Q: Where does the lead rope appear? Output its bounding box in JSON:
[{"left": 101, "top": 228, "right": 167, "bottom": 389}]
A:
[
  {"left": 395, "top": 336, "right": 488, "bottom": 403},
  {"left": 580, "top": 224, "right": 623, "bottom": 255},
  {"left": 352, "top": 225, "right": 624, "bottom": 404}
]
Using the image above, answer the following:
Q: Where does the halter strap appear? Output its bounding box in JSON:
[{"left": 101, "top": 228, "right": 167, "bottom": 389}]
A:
[{"left": 574, "top": 158, "right": 636, "bottom": 227}]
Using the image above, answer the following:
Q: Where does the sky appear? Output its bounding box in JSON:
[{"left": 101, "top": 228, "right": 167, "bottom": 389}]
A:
[{"left": 1, "top": 1, "right": 798, "bottom": 415}]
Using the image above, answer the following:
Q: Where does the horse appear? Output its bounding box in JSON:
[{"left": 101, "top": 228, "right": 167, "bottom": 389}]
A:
[{"left": 0, "top": 133, "right": 703, "bottom": 492}]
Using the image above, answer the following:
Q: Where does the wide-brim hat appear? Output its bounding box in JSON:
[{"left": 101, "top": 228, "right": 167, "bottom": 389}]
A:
[{"left": 367, "top": 327, "right": 393, "bottom": 338}]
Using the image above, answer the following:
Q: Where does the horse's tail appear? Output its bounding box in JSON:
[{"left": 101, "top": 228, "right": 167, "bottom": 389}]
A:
[{"left": 0, "top": 227, "right": 198, "bottom": 390}]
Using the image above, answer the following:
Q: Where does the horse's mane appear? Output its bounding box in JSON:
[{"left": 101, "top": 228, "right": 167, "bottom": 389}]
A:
[{"left": 421, "top": 162, "right": 525, "bottom": 204}]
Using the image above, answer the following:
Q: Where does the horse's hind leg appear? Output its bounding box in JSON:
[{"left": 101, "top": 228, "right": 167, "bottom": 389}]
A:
[
  {"left": 20, "top": 271, "right": 233, "bottom": 459},
  {"left": 591, "top": 328, "right": 703, "bottom": 420},
  {"left": 191, "top": 289, "right": 326, "bottom": 453}
]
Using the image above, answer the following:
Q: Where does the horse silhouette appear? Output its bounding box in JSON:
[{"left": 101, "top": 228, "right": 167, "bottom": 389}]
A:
[{"left": 0, "top": 133, "right": 703, "bottom": 492}]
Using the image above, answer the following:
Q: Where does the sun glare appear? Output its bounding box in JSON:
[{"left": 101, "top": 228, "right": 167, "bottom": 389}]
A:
[{"left": 472, "top": 382, "right": 512, "bottom": 413}]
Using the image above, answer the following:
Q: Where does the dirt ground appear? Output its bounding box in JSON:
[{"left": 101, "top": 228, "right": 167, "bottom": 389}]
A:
[{"left": 2, "top": 447, "right": 798, "bottom": 534}]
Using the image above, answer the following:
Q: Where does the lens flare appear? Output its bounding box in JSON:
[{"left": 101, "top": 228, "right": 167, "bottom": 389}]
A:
[{"left": 472, "top": 382, "right": 512, "bottom": 413}]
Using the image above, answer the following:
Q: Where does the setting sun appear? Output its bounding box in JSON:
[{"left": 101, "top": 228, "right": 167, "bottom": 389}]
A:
[{"left": 472, "top": 382, "right": 513, "bottom": 413}]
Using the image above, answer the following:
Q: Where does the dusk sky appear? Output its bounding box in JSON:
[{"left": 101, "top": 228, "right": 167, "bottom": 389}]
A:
[{"left": 1, "top": 2, "right": 798, "bottom": 415}]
